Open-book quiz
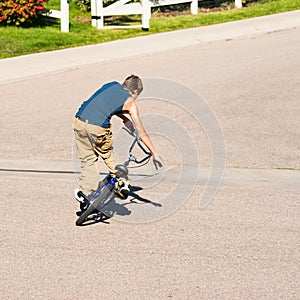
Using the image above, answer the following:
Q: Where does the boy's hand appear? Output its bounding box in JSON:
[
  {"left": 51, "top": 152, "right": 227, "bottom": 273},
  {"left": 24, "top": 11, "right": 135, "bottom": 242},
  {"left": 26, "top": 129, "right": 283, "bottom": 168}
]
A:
[{"left": 153, "top": 154, "right": 163, "bottom": 170}]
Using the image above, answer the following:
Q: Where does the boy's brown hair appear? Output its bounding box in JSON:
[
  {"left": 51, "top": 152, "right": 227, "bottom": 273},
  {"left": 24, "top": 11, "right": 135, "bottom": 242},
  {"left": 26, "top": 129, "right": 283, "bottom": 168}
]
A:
[{"left": 122, "top": 75, "right": 143, "bottom": 95}]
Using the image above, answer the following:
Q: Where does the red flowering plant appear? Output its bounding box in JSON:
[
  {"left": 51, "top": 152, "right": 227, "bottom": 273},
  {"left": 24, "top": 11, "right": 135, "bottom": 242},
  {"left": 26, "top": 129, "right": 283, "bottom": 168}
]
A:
[{"left": 0, "top": 0, "right": 48, "bottom": 26}]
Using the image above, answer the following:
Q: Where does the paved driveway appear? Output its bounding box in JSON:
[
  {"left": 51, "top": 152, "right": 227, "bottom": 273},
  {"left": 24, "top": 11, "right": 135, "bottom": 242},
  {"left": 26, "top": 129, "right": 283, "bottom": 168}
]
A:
[{"left": 0, "top": 12, "right": 299, "bottom": 299}]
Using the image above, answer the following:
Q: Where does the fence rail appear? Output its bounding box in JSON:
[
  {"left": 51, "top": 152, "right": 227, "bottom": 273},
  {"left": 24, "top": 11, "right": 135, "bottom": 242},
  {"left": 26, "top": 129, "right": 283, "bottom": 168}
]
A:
[{"left": 44, "top": 0, "right": 243, "bottom": 32}]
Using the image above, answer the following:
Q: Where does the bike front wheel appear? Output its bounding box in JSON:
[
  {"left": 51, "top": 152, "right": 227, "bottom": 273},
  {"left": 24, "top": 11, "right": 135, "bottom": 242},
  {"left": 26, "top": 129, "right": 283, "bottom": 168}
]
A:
[
  {"left": 76, "top": 203, "right": 97, "bottom": 226},
  {"left": 75, "top": 185, "right": 114, "bottom": 226}
]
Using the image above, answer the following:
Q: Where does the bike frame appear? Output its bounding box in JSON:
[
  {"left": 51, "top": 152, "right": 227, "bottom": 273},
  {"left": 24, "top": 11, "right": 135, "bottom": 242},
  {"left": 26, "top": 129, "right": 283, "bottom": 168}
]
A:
[
  {"left": 127, "top": 132, "right": 152, "bottom": 165},
  {"left": 76, "top": 131, "right": 152, "bottom": 225}
]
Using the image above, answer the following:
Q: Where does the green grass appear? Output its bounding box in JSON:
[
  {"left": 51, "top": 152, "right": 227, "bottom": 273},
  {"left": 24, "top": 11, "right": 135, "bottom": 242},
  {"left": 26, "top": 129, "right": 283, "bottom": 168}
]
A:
[{"left": 0, "top": 0, "right": 299, "bottom": 59}]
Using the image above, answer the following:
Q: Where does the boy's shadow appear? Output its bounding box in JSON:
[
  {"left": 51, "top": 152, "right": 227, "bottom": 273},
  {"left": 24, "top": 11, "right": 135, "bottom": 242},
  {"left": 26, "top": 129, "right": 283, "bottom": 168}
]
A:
[{"left": 75, "top": 186, "right": 161, "bottom": 226}]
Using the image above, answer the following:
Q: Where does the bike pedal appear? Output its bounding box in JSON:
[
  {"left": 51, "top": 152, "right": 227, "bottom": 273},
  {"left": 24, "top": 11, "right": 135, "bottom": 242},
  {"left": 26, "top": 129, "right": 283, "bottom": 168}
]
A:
[
  {"left": 115, "top": 189, "right": 129, "bottom": 200},
  {"left": 80, "top": 201, "right": 89, "bottom": 212}
]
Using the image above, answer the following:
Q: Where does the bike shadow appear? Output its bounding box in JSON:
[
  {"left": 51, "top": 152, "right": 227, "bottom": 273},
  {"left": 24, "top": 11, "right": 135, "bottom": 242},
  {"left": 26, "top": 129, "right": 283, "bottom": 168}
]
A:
[
  {"left": 100, "top": 185, "right": 162, "bottom": 218},
  {"left": 75, "top": 185, "right": 161, "bottom": 226},
  {"left": 127, "top": 186, "right": 162, "bottom": 207}
]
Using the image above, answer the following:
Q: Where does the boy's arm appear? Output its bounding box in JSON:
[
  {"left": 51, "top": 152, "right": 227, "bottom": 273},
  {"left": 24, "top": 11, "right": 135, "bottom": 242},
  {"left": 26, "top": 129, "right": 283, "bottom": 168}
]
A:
[
  {"left": 116, "top": 113, "right": 135, "bottom": 134},
  {"left": 116, "top": 112, "right": 130, "bottom": 123},
  {"left": 124, "top": 100, "right": 163, "bottom": 168},
  {"left": 124, "top": 101, "right": 157, "bottom": 155}
]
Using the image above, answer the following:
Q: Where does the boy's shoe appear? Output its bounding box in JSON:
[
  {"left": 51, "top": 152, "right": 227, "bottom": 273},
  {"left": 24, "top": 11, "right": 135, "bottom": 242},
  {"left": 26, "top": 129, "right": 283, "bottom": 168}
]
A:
[
  {"left": 115, "top": 180, "right": 131, "bottom": 200},
  {"left": 74, "top": 188, "right": 86, "bottom": 204},
  {"left": 74, "top": 189, "right": 90, "bottom": 212}
]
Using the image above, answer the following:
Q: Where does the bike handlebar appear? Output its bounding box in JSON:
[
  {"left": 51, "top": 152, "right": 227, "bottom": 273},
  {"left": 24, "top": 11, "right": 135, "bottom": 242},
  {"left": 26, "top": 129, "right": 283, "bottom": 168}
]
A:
[{"left": 127, "top": 131, "right": 152, "bottom": 165}]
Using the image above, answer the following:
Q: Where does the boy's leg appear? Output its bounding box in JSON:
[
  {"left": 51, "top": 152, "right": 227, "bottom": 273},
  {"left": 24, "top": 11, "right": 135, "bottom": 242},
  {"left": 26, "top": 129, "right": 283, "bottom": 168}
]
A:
[
  {"left": 85, "top": 124, "right": 130, "bottom": 198},
  {"left": 73, "top": 120, "right": 101, "bottom": 196},
  {"left": 93, "top": 128, "right": 118, "bottom": 176},
  {"left": 94, "top": 129, "right": 131, "bottom": 199}
]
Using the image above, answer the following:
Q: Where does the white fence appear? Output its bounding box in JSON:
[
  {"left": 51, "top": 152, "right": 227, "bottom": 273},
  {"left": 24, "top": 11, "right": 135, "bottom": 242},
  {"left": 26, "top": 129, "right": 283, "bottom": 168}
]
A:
[
  {"left": 44, "top": 0, "right": 70, "bottom": 32},
  {"left": 44, "top": 0, "right": 243, "bottom": 32},
  {"left": 91, "top": 0, "right": 243, "bottom": 30},
  {"left": 91, "top": 0, "right": 151, "bottom": 29},
  {"left": 91, "top": 0, "right": 198, "bottom": 30}
]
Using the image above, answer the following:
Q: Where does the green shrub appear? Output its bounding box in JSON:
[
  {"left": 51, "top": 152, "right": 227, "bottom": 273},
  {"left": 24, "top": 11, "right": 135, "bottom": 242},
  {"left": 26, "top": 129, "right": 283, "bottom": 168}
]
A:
[
  {"left": 74, "top": 0, "right": 129, "bottom": 12},
  {"left": 0, "top": 0, "right": 48, "bottom": 26}
]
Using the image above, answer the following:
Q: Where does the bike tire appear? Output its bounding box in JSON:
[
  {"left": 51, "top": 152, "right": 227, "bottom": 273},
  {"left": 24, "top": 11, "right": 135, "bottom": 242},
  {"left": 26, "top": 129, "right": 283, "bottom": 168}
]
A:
[
  {"left": 75, "top": 185, "right": 114, "bottom": 226},
  {"left": 76, "top": 203, "right": 97, "bottom": 226}
]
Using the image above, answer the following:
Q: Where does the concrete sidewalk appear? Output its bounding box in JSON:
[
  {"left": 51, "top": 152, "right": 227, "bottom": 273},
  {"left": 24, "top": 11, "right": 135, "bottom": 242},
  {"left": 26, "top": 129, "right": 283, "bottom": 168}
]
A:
[
  {"left": 1, "top": 159, "right": 299, "bottom": 190},
  {"left": 1, "top": 10, "right": 300, "bottom": 85}
]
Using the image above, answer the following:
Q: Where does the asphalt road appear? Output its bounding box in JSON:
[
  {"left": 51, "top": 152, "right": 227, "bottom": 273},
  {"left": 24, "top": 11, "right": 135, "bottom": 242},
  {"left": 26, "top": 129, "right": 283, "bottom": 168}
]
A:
[{"left": 0, "top": 11, "right": 299, "bottom": 299}]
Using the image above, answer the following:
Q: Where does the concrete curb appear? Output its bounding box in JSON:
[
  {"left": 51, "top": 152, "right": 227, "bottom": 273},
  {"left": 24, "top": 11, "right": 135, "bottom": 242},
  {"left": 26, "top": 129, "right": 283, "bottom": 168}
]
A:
[{"left": 1, "top": 159, "right": 299, "bottom": 189}]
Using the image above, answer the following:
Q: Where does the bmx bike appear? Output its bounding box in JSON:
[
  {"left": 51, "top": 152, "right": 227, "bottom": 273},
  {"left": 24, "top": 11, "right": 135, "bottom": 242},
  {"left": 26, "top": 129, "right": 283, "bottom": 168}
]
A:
[{"left": 75, "top": 131, "right": 152, "bottom": 226}]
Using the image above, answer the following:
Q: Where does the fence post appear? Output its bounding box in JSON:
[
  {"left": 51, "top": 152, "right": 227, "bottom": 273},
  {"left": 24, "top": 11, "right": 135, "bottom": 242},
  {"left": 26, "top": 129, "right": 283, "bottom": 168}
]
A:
[
  {"left": 141, "top": 0, "right": 151, "bottom": 30},
  {"left": 61, "top": 0, "right": 69, "bottom": 32},
  {"left": 190, "top": 0, "right": 198, "bottom": 15},
  {"left": 91, "top": 0, "right": 97, "bottom": 26},
  {"left": 235, "top": 0, "right": 242, "bottom": 8},
  {"left": 96, "top": 0, "right": 104, "bottom": 29}
]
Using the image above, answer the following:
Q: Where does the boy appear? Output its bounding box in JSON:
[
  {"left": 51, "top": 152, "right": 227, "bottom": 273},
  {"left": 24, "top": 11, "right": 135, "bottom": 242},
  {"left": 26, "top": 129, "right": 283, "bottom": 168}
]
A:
[{"left": 73, "top": 75, "right": 162, "bottom": 202}]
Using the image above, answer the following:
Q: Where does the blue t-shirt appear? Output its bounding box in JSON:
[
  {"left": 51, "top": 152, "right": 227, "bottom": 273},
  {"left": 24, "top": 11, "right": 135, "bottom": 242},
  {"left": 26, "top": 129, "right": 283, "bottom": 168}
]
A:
[{"left": 75, "top": 81, "right": 131, "bottom": 128}]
